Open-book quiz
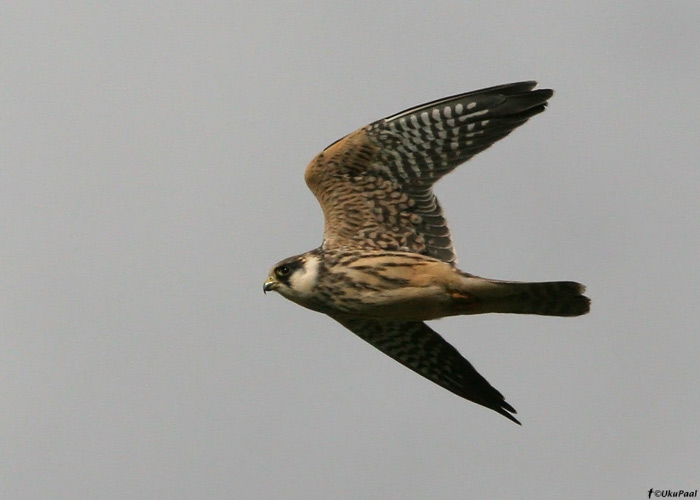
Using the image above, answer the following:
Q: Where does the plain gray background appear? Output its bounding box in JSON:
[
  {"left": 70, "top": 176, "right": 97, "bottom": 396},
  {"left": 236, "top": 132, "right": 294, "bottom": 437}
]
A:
[{"left": 3, "top": 2, "right": 699, "bottom": 499}]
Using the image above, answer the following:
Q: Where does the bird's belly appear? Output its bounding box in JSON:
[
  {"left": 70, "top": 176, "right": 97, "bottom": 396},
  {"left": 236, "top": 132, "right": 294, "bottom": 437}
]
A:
[{"left": 337, "top": 285, "right": 454, "bottom": 321}]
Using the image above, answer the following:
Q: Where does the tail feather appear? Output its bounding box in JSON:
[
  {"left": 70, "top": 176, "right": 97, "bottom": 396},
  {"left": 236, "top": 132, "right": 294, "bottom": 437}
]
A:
[{"left": 459, "top": 277, "right": 591, "bottom": 317}]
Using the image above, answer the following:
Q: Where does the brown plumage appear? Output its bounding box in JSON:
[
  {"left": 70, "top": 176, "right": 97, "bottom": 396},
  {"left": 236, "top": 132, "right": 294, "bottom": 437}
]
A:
[{"left": 264, "top": 82, "right": 590, "bottom": 424}]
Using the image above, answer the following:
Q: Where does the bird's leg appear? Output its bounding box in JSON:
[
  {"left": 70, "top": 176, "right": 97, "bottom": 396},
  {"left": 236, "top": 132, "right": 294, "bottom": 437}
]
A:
[{"left": 449, "top": 290, "right": 478, "bottom": 302}]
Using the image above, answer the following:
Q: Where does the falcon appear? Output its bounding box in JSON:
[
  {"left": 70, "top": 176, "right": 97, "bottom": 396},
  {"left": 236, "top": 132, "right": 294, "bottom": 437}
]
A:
[{"left": 263, "top": 81, "right": 589, "bottom": 424}]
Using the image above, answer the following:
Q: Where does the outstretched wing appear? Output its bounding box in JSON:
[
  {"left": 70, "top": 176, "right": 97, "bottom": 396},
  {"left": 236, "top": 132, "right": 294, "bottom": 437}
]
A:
[
  {"left": 333, "top": 316, "right": 520, "bottom": 424},
  {"left": 305, "top": 81, "right": 553, "bottom": 264}
]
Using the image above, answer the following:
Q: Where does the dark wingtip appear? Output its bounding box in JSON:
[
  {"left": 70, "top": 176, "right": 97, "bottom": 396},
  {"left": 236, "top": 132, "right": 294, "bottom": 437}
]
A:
[{"left": 496, "top": 402, "right": 522, "bottom": 425}]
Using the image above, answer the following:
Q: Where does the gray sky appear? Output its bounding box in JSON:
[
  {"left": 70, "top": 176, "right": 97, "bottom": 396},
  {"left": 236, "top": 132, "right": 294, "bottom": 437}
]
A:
[{"left": 3, "top": 2, "right": 699, "bottom": 499}]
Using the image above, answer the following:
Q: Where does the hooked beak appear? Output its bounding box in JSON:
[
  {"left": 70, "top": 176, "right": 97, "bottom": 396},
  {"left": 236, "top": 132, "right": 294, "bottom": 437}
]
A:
[{"left": 263, "top": 278, "right": 277, "bottom": 294}]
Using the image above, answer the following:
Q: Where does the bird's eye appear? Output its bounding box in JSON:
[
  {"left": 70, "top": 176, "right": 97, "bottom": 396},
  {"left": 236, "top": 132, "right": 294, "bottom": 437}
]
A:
[{"left": 276, "top": 265, "right": 291, "bottom": 278}]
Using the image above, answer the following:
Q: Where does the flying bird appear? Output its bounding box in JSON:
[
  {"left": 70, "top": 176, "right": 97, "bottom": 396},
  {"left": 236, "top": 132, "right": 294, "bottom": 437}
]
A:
[{"left": 263, "top": 81, "right": 589, "bottom": 424}]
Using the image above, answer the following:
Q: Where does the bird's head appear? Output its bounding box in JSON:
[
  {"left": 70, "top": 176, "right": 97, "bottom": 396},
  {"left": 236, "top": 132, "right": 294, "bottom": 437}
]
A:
[{"left": 263, "top": 251, "right": 321, "bottom": 304}]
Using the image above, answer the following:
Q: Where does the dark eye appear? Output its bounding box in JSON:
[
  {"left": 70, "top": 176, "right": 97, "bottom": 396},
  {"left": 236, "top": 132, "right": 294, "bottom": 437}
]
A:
[{"left": 276, "top": 265, "right": 291, "bottom": 278}]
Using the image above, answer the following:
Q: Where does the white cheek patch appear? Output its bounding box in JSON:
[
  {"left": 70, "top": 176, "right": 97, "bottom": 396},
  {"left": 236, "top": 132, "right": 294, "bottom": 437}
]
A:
[{"left": 289, "top": 255, "right": 320, "bottom": 295}]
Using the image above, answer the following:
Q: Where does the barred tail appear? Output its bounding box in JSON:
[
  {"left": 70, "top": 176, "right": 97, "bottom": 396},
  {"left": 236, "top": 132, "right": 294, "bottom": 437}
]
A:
[{"left": 457, "top": 277, "right": 591, "bottom": 317}]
